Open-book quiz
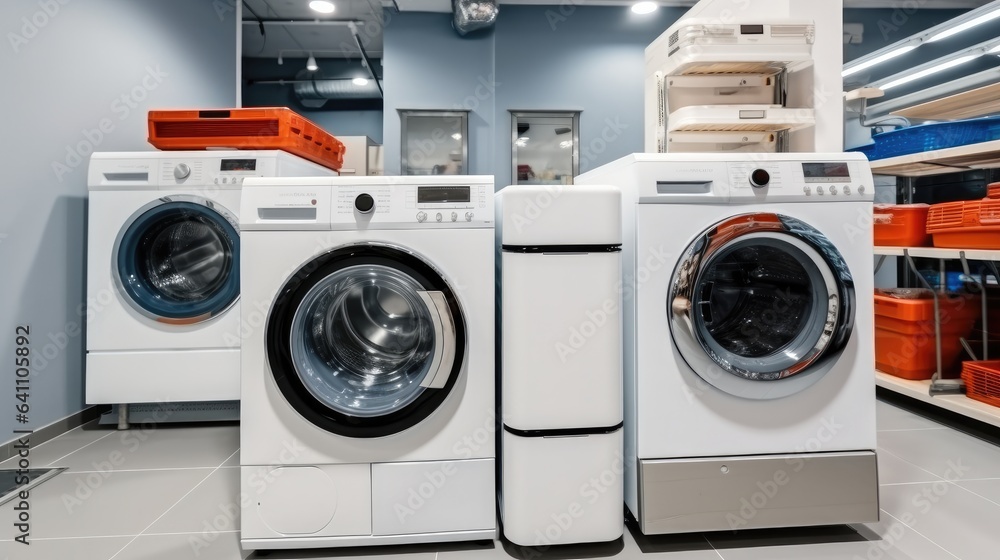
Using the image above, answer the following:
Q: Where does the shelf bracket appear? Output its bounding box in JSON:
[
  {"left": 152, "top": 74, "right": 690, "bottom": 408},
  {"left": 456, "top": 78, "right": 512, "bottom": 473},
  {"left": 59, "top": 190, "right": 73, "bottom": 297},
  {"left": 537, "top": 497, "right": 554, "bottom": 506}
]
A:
[
  {"left": 904, "top": 250, "right": 965, "bottom": 396},
  {"left": 874, "top": 254, "right": 888, "bottom": 275}
]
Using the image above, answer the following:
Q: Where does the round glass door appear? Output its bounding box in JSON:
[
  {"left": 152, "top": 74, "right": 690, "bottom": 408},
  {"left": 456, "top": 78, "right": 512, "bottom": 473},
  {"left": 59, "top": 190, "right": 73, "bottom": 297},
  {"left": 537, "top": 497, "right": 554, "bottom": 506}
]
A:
[
  {"left": 669, "top": 213, "right": 855, "bottom": 399},
  {"left": 114, "top": 196, "right": 239, "bottom": 325},
  {"left": 267, "top": 245, "right": 465, "bottom": 438}
]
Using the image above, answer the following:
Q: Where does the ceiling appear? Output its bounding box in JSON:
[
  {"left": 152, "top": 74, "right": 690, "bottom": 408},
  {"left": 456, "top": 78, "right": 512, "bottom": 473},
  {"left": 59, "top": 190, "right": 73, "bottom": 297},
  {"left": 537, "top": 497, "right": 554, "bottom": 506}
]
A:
[
  {"left": 242, "top": 0, "right": 991, "bottom": 60},
  {"left": 393, "top": 0, "right": 993, "bottom": 9},
  {"left": 242, "top": 0, "right": 384, "bottom": 59}
]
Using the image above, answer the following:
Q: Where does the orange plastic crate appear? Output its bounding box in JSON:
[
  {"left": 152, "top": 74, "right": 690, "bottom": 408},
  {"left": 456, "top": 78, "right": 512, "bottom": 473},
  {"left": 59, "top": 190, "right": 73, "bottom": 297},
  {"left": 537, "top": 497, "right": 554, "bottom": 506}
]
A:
[
  {"left": 927, "top": 199, "right": 1000, "bottom": 249},
  {"left": 148, "top": 108, "right": 345, "bottom": 171},
  {"left": 988, "top": 182, "right": 1000, "bottom": 199},
  {"left": 874, "top": 204, "right": 930, "bottom": 247},
  {"left": 961, "top": 360, "right": 1000, "bottom": 407},
  {"left": 874, "top": 290, "right": 980, "bottom": 380}
]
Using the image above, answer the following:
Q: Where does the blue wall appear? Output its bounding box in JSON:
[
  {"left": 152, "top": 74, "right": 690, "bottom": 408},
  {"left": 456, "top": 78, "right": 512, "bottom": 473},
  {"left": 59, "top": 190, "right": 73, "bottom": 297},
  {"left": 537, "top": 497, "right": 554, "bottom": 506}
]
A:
[
  {"left": 242, "top": 58, "right": 384, "bottom": 143},
  {"left": 0, "top": 0, "right": 238, "bottom": 442},
  {"left": 492, "top": 5, "right": 681, "bottom": 189},
  {"left": 382, "top": 11, "right": 496, "bottom": 176}
]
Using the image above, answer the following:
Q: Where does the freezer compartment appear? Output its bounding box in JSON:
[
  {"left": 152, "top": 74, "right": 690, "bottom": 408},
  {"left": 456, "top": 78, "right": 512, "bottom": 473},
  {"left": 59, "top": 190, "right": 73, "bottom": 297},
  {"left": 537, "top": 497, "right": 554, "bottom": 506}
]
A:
[{"left": 502, "top": 429, "right": 624, "bottom": 546}]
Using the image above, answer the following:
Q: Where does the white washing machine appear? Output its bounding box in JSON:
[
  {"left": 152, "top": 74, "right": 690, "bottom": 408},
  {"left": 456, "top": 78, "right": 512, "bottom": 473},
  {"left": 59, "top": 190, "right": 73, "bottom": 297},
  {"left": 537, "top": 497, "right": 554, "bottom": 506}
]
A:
[
  {"left": 239, "top": 176, "right": 496, "bottom": 550},
  {"left": 85, "top": 151, "right": 334, "bottom": 405},
  {"left": 578, "top": 153, "right": 879, "bottom": 534}
]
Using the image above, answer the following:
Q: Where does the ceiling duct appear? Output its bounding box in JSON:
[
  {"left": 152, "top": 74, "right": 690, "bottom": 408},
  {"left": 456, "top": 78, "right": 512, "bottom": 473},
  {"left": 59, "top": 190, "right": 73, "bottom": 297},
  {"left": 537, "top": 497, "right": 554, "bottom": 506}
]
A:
[
  {"left": 452, "top": 0, "right": 498, "bottom": 36},
  {"left": 293, "top": 76, "right": 382, "bottom": 106}
]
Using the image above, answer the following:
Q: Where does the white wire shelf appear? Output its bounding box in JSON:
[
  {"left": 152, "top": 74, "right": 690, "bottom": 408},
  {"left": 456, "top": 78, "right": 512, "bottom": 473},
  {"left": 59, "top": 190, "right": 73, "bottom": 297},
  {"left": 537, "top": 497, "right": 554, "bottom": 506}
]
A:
[{"left": 875, "top": 370, "right": 1000, "bottom": 428}]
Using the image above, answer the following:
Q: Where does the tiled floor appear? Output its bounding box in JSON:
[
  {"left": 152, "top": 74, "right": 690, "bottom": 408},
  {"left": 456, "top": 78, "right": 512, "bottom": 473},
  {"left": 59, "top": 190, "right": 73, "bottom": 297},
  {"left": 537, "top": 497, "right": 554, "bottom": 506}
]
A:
[{"left": 1, "top": 399, "right": 998, "bottom": 560}]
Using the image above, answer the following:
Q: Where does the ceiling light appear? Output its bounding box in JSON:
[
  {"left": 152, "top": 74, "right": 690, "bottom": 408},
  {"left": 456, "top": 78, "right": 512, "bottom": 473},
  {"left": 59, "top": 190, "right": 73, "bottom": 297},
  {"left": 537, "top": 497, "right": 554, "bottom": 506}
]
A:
[
  {"left": 306, "top": 55, "right": 318, "bottom": 72},
  {"left": 880, "top": 54, "right": 978, "bottom": 90},
  {"left": 990, "top": 44, "right": 1000, "bottom": 54},
  {"left": 560, "top": 140, "right": 573, "bottom": 149},
  {"left": 516, "top": 137, "right": 529, "bottom": 147},
  {"left": 452, "top": 133, "right": 462, "bottom": 140},
  {"left": 928, "top": 7, "right": 1000, "bottom": 43},
  {"left": 631, "top": 2, "right": 658, "bottom": 15},
  {"left": 842, "top": 45, "right": 917, "bottom": 78},
  {"left": 309, "top": 1, "right": 336, "bottom": 14},
  {"left": 352, "top": 77, "right": 369, "bottom": 86}
]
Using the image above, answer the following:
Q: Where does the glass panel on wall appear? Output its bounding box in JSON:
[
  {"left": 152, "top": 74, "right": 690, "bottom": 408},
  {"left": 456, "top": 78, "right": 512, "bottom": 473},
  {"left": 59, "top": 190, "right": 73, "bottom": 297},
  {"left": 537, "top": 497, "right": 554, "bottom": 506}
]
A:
[
  {"left": 511, "top": 112, "right": 580, "bottom": 185},
  {"left": 400, "top": 111, "right": 469, "bottom": 175}
]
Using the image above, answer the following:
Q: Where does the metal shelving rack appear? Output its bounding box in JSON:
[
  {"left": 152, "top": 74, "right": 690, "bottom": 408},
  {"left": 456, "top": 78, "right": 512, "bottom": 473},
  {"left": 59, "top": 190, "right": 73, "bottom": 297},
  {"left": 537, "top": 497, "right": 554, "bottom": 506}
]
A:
[{"left": 872, "top": 165, "right": 1000, "bottom": 426}]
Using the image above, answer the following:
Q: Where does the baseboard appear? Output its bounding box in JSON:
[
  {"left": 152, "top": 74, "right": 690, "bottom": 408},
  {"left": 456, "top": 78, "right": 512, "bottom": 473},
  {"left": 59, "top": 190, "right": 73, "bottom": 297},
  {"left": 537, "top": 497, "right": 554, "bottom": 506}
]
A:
[{"left": 0, "top": 405, "right": 110, "bottom": 462}]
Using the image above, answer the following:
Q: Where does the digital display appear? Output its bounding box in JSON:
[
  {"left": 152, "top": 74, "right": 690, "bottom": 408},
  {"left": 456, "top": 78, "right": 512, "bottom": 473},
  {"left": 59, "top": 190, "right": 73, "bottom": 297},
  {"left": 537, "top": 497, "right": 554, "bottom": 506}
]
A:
[
  {"left": 418, "top": 186, "right": 471, "bottom": 204},
  {"left": 741, "top": 25, "right": 765, "bottom": 35},
  {"left": 221, "top": 159, "right": 257, "bottom": 171},
  {"left": 803, "top": 162, "right": 850, "bottom": 181}
]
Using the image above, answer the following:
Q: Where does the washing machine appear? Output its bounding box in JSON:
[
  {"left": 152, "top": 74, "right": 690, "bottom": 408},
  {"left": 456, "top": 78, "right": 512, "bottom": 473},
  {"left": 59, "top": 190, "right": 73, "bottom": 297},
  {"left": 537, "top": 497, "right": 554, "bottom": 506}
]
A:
[
  {"left": 577, "top": 153, "right": 879, "bottom": 534},
  {"left": 85, "top": 151, "right": 334, "bottom": 405},
  {"left": 239, "top": 176, "right": 496, "bottom": 550}
]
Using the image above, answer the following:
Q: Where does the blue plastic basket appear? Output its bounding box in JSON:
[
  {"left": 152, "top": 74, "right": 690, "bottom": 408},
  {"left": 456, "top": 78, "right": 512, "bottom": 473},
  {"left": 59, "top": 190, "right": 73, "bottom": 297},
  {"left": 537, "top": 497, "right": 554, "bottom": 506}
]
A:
[{"left": 849, "top": 117, "right": 1000, "bottom": 161}]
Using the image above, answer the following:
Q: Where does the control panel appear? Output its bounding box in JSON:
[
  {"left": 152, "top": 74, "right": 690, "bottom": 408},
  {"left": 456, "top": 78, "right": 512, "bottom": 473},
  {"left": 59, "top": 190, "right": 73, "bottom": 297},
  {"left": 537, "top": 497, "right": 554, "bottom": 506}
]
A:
[
  {"left": 726, "top": 159, "right": 873, "bottom": 202},
  {"left": 242, "top": 179, "right": 495, "bottom": 230},
  {"left": 158, "top": 156, "right": 275, "bottom": 187},
  {"left": 334, "top": 182, "right": 492, "bottom": 226}
]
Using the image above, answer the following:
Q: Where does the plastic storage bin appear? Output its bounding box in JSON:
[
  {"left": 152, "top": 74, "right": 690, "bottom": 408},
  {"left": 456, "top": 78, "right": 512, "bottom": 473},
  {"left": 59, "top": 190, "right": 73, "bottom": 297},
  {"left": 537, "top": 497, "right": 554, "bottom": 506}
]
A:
[
  {"left": 148, "top": 108, "right": 346, "bottom": 171},
  {"left": 926, "top": 198, "right": 1000, "bottom": 250},
  {"left": 849, "top": 116, "right": 1000, "bottom": 161},
  {"left": 961, "top": 361, "right": 1000, "bottom": 407},
  {"left": 873, "top": 204, "right": 930, "bottom": 247},
  {"left": 874, "top": 289, "right": 980, "bottom": 380}
]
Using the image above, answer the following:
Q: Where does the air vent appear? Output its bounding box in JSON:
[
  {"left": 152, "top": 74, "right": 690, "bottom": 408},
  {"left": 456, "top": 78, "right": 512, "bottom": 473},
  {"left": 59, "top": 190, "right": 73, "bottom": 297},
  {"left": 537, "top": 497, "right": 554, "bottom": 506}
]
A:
[{"left": 668, "top": 30, "right": 680, "bottom": 48}]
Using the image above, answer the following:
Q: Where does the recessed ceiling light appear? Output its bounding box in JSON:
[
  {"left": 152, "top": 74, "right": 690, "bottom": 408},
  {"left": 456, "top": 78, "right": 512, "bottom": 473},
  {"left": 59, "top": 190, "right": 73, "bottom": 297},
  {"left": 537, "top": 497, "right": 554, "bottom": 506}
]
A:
[
  {"left": 309, "top": 1, "right": 336, "bottom": 14},
  {"left": 352, "top": 77, "right": 369, "bottom": 86},
  {"left": 452, "top": 133, "right": 462, "bottom": 140},
  {"left": 631, "top": 2, "right": 658, "bottom": 15},
  {"left": 306, "top": 55, "right": 319, "bottom": 72},
  {"left": 516, "top": 136, "right": 529, "bottom": 147}
]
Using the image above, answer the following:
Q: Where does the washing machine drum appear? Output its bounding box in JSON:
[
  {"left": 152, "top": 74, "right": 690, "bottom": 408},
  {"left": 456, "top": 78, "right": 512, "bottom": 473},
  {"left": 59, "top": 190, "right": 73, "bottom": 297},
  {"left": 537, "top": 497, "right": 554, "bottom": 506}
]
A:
[
  {"left": 668, "top": 213, "right": 855, "bottom": 400},
  {"left": 114, "top": 196, "right": 240, "bottom": 324},
  {"left": 267, "top": 245, "right": 465, "bottom": 438}
]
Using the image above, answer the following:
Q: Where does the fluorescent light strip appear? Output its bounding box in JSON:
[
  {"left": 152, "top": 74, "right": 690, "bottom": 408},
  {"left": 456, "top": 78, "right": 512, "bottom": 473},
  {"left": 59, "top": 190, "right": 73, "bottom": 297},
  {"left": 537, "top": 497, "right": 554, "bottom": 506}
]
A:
[
  {"left": 928, "top": 7, "right": 1000, "bottom": 43},
  {"left": 881, "top": 55, "right": 979, "bottom": 90},
  {"left": 842, "top": 45, "right": 918, "bottom": 78}
]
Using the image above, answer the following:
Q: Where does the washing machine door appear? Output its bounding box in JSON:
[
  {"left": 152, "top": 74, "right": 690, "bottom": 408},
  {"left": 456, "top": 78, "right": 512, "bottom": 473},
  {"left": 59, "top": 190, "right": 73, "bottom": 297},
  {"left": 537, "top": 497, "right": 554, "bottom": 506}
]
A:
[
  {"left": 668, "top": 213, "right": 855, "bottom": 400},
  {"left": 267, "top": 244, "right": 465, "bottom": 438},
  {"left": 114, "top": 195, "right": 240, "bottom": 325}
]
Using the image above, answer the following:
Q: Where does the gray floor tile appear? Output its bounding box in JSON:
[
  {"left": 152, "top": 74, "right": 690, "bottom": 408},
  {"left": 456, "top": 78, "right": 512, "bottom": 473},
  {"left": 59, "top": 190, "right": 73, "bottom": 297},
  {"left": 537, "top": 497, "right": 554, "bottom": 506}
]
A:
[
  {"left": 878, "top": 449, "right": 942, "bottom": 485},
  {"left": 855, "top": 514, "right": 959, "bottom": 560},
  {"left": 52, "top": 425, "right": 238, "bottom": 472},
  {"left": 223, "top": 450, "right": 240, "bottom": 467},
  {"left": 876, "top": 401, "right": 947, "bottom": 432},
  {"left": 0, "top": 422, "right": 116, "bottom": 470},
  {"left": 0, "top": 467, "right": 210, "bottom": 539},
  {"left": 112, "top": 531, "right": 250, "bottom": 560},
  {"left": 955, "top": 478, "right": 1000, "bottom": 506},
  {"left": 879, "top": 482, "right": 1000, "bottom": 559},
  {"left": 146, "top": 467, "right": 239, "bottom": 534},
  {"left": 0, "top": 535, "right": 133, "bottom": 560},
  {"left": 876, "top": 428, "right": 1000, "bottom": 480},
  {"left": 716, "top": 540, "right": 928, "bottom": 560}
]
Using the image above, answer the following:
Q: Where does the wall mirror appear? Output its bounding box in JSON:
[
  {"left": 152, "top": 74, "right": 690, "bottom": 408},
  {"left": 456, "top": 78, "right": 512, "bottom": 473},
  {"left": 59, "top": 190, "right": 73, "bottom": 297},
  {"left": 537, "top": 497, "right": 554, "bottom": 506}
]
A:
[
  {"left": 400, "top": 110, "right": 469, "bottom": 175},
  {"left": 511, "top": 111, "right": 580, "bottom": 185}
]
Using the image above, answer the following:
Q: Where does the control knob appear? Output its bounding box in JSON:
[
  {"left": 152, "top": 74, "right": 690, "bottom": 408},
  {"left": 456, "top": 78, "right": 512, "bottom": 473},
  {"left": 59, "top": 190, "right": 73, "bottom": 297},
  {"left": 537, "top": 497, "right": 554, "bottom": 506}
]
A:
[
  {"left": 355, "top": 193, "right": 375, "bottom": 214},
  {"left": 416, "top": 211, "right": 427, "bottom": 223},
  {"left": 465, "top": 212, "right": 474, "bottom": 222},
  {"left": 174, "top": 163, "right": 191, "bottom": 180},
  {"left": 749, "top": 169, "right": 770, "bottom": 189}
]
